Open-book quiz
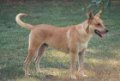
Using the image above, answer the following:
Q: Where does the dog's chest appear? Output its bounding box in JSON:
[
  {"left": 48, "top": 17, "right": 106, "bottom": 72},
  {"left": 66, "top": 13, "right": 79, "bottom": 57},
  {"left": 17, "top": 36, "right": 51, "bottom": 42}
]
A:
[
  {"left": 77, "top": 37, "right": 90, "bottom": 52},
  {"left": 77, "top": 42, "right": 87, "bottom": 51}
]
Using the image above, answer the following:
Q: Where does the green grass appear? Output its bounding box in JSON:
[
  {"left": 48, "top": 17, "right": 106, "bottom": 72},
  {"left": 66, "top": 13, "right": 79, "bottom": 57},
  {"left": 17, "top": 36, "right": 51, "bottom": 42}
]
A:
[{"left": 0, "top": 1, "right": 120, "bottom": 81}]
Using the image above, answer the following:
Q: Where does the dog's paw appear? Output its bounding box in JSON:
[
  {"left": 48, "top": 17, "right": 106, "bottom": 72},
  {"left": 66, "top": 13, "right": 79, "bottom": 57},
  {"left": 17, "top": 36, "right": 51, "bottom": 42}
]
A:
[
  {"left": 78, "top": 70, "right": 87, "bottom": 77},
  {"left": 70, "top": 74, "right": 77, "bottom": 79},
  {"left": 80, "top": 73, "right": 87, "bottom": 77},
  {"left": 25, "top": 73, "right": 31, "bottom": 77},
  {"left": 36, "top": 68, "right": 42, "bottom": 73}
]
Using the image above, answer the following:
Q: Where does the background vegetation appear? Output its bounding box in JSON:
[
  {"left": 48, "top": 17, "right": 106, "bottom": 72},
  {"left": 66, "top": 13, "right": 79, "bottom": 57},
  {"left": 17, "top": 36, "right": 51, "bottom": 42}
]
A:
[{"left": 0, "top": 0, "right": 120, "bottom": 81}]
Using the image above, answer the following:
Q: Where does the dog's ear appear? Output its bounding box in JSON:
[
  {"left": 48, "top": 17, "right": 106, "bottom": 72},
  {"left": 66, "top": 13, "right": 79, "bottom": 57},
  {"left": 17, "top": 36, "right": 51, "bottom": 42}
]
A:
[
  {"left": 96, "top": 10, "right": 102, "bottom": 17},
  {"left": 87, "top": 11, "right": 94, "bottom": 20}
]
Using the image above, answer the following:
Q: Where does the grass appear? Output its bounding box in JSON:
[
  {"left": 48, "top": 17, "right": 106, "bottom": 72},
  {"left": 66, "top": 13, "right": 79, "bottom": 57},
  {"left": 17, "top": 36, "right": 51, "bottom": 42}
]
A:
[{"left": 0, "top": 1, "right": 120, "bottom": 81}]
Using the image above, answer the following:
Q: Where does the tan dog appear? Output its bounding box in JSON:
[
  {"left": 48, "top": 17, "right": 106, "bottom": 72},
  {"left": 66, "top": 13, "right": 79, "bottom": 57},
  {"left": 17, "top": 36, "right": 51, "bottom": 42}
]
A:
[{"left": 16, "top": 11, "right": 108, "bottom": 78}]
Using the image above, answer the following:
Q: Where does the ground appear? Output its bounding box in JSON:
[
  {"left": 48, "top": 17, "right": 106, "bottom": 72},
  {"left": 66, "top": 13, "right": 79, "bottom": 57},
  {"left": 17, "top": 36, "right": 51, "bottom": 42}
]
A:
[{"left": 0, "top": 1, "right": 120, "bottom": 81}]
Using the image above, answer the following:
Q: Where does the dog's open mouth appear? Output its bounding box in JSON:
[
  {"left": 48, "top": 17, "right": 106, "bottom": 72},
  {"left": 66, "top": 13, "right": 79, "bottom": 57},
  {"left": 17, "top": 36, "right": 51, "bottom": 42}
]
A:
[{"left": 94, "top": 30, "right": 106, "bottom": 38}]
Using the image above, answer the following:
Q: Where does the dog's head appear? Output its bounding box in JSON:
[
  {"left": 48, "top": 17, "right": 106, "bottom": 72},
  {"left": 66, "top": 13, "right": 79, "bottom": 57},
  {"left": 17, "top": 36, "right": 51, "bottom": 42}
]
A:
[{"left": 87, "top": 10, "right": 108, "bottom": 38}]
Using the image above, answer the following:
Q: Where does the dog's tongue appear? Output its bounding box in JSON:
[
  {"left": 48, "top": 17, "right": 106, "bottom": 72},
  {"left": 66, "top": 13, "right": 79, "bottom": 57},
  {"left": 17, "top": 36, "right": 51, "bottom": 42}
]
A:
[{"left": 100, "top": 33, "right": 105, "bottom": 38}]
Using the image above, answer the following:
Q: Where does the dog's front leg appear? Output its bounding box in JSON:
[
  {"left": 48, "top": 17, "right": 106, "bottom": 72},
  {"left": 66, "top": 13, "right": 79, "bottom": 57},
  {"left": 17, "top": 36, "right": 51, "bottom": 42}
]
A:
[
  {"left": 78, "top": 49, "right": 87, "bottom": 77},
  {"left": 69, "top": 51, "right": 77, "bottom": 79}
]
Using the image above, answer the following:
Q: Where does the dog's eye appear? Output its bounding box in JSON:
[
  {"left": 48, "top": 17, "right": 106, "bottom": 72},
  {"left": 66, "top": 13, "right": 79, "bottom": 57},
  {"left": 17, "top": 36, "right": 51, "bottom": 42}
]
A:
[{"left": 96, "top": 23, "right": 101, "bottom": 26}]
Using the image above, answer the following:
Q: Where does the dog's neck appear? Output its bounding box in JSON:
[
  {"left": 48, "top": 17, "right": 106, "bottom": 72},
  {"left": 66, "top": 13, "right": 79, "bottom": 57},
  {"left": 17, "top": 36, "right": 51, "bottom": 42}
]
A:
[
  {"left": 75, "top": 20, "right": 93, "bottom": 41},
  {"left": 76, "top": 20, "right": 92, "bottom": 34},
  {"left": 81, "top": 20, "right": 90, "bottom": 32}
]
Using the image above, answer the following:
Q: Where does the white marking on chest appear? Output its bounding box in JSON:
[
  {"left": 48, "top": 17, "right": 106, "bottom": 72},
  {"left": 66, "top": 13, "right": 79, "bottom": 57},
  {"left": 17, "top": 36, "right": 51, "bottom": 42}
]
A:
[{"left": 77, "top": 42, "right": 88, "bottom": 53}]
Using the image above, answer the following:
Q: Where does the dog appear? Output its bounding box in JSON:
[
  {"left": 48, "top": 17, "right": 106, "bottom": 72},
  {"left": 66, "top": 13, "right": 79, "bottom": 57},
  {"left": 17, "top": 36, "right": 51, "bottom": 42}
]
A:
[{"left": 15, "top": 10, "right": 108, "bottom": 79}]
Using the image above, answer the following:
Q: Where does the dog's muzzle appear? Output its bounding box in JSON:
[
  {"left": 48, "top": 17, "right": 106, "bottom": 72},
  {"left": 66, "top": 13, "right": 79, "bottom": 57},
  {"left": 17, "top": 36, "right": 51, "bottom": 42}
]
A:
[{"left": 94, "top": 29, "right": 108, "bottom": 38}]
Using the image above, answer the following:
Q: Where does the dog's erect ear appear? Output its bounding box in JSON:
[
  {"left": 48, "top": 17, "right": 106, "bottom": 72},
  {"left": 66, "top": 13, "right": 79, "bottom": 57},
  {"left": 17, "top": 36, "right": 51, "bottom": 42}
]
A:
[
  {"left": 87, "top": 11, "right": 94, "bottom": 20},
  {"left": 96, "top": 10, "right": 102, "bottom": 17}
]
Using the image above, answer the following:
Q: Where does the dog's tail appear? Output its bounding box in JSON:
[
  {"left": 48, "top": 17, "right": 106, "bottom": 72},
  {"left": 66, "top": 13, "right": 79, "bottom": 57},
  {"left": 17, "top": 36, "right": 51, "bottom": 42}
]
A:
[{"left": 15, "top": 13, "right": 34, "bottom": 30}]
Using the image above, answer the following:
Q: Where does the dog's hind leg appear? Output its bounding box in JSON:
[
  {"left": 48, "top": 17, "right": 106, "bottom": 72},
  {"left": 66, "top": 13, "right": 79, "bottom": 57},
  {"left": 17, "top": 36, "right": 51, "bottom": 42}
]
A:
[
  {"left": 23, "top": 33, "right": 42, "bottom": 76},
  {"left": 24, "top": 46, "right": 38, "bottom": 76},
  {"left": 34, "top": 44, "right": 47, "bottom": 73}
]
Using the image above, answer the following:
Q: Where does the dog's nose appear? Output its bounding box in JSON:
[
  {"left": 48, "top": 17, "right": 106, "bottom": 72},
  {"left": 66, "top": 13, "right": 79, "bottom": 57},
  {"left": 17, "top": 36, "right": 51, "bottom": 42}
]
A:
[{"left": 105, "top": 29, "right": 108, "bottom": 33}]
